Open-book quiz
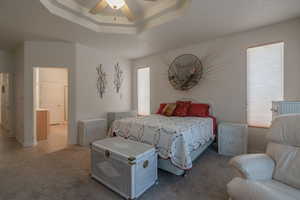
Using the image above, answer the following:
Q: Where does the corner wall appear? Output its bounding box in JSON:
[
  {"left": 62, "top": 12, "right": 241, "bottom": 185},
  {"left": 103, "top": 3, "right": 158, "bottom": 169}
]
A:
[
  {"left": 23, "top": 41, "right": 77, "bottom": 146},
  {"left": 14, "top": 41, "right": 132, "bottom": 147},
  {"left": 132, "top": 18, "right": 300, "bottom": 152},
  {"left": 14, "top": 46, "right": 25, "bottom": 143}
]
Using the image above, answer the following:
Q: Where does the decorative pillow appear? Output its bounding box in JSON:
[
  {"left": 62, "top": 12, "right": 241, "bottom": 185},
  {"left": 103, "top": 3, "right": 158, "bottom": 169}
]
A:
[
  {"left": 188, "top": 103, "right": 210, "bottom": 117},
  {"left": 156, "top": 103, "right": 167, "bottom": 114},
  {"left": 162, "top": 103, "right": 177, "bottom": 116},
  {"left": 173, "top": 101, "right": 191, "bottom": 117}
]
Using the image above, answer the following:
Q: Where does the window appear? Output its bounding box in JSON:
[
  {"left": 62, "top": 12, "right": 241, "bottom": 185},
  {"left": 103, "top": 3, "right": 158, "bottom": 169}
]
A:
[
  {"left": 247, "top": 42, "right": 284, "bottom": 127},
  {"left": 137, "top": 67, "right": 150, "bottom": 115}
]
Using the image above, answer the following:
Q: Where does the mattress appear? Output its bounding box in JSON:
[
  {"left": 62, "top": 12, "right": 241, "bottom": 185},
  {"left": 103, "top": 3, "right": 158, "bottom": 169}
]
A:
[{"left": 111, "top": 114, "right": 215, "bottom": 170}]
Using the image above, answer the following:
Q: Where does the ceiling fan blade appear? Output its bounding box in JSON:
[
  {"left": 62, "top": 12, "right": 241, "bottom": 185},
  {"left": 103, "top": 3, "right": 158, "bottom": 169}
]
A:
[
  {"left": 120, "top": 3, "right": 135, "bottom": 22},
  {"left": 89, "top": 0, "right": 108, "bottom": 14}
]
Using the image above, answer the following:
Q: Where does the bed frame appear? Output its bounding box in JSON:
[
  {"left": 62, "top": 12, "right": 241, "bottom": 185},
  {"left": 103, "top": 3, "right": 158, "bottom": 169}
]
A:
[
  {"left": 108, "top": 98, "right": 216, "bottom": 176},
  {"left": 158, "top": 98, "right": 215, "bottom": 176}
]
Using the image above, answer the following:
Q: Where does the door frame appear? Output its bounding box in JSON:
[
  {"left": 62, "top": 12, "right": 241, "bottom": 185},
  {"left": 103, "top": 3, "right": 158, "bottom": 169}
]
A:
[{"left": 33, "top": 67, "right": 70, "bottom": 145}]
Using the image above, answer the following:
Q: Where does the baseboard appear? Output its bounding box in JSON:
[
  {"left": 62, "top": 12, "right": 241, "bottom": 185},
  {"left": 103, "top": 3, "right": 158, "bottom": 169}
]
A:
[
  {"left": 15, "top": 136, "right": 24, "bottom": 146},
  {"left": 22, "top": 139, "right": 37, "bottom": 147}
]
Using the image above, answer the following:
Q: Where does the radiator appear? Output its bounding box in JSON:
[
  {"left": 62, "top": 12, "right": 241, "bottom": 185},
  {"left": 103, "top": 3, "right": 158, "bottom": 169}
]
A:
[
  {"left": 272, "top": 101, "right": 300, "bottom": 119},
  {"left": 78, "top": 118, "right": 107, "bottom": 146}
]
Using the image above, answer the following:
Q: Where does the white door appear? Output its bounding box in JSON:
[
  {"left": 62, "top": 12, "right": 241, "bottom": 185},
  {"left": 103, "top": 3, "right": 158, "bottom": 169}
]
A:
[
  {"left": 1, "top": 73, "right": 11, "bottom": 132},
  {"left": 39, "top": 83, "right": 65, "bottom": 124}
]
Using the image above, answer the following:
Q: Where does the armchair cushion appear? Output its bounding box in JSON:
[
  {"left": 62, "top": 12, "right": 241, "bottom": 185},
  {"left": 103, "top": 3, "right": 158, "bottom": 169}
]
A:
[
  {"left": 267, "top": 142, "right": 300, "bottom": 189},
  {"left": 268, "top": 114, "right": 300, "bottom": 147},
  {"left": 229, "top": 154, "right": 275, "bottom": 181},
  {"left": 227, "top": 177, "right": 300, "bottom": 200}
]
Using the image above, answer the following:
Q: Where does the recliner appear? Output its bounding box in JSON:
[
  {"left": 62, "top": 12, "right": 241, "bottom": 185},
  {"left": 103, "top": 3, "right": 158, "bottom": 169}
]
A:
[{"left": 227, "top": 114, "right": 300, "bottom": 200}]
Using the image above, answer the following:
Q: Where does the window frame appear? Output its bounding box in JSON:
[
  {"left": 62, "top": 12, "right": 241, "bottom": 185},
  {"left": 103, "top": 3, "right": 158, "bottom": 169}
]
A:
[
  {"left": 246, "top": 41, "right": 284, "bottom": 128},
  {"left": 136, "top": 66, "right": 150, "bottom": 116}
]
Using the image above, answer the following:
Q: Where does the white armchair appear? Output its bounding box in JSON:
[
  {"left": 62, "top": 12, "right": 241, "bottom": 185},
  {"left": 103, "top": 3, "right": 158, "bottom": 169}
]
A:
[{"left": 227, "top": 114, "right": 300, "bottom": 200}]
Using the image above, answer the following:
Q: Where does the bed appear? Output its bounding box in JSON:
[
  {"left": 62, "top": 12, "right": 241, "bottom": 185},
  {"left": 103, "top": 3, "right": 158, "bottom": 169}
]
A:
[{"left": 110, "top": 113, "right": 215, "bottom": 176}]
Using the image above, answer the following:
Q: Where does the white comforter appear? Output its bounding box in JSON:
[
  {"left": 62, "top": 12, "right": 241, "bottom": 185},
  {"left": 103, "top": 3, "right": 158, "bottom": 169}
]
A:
[{"left": 111, "top": 114, "right": 214, "bottom": 169}]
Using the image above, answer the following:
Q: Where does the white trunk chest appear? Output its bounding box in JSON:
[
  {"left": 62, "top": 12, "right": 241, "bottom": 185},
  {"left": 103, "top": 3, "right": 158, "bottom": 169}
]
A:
[{"left": 91, "top": 137, "right": 157, "bottom": 199}]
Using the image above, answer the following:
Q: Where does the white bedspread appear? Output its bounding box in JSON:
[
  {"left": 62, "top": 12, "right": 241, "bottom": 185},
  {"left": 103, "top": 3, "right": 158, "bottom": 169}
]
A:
[{"left": 111, "top": 114, "right": 214, "bottom": 169}]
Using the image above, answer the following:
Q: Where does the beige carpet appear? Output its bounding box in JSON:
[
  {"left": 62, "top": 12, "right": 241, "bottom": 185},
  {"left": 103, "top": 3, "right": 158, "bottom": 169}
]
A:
[{"left": 0, "top": 140, "right": 235, "bottom": 200}]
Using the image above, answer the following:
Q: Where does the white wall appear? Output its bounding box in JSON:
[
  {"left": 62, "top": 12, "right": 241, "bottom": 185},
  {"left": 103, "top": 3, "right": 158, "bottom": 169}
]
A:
[
  {"left": 23, "top": 41, "right": 76, "bottom": 146},
  {"left": 132, "top": 18, "right": 300, "bottom": 152},
  {"left": 38, "top": 68, "right": 68, "bottom": 85},
  {"left": 75, "top": 44, "right": 131, "bottom": 121},
  {"left": 14, "top": 45, "right": 25, "bottom": 143},
  {"left": 14, "top": 41, "right": 132, "bottom": 147},
  {"left": 0, "top": 50, "right": 14, "bottom": 73}
]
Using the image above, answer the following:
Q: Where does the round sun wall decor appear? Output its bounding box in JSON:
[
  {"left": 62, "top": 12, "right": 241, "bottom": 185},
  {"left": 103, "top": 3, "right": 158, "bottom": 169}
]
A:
[{"left": 168, "top": 54, "right": 203, "bottom": 91}]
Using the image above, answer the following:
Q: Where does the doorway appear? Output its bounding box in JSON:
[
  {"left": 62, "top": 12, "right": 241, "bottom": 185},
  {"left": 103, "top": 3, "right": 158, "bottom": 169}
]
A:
[{"left": 33, "top": 67, "right": 69, "bottom": 151}]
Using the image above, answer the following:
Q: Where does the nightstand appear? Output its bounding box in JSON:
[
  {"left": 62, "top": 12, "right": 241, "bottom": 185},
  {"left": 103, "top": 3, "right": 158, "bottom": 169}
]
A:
[
  {"left": 107, "top": 111, "right": 137, "bottom": 130},
  {"left": 78, "top": 118, "right": 107, "bottom": 146},
  {"left": 218, "top": 122, "right": 248, "bottom": 156}
]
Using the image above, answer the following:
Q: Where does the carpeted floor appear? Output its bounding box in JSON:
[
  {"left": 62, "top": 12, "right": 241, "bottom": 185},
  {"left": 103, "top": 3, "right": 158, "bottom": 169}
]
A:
[{"left": 0, "top": 132, "right": 235, "bottom": 200}]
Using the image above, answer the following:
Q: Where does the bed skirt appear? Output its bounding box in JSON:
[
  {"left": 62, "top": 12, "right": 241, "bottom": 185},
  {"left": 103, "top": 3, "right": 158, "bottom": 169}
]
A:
[{"left": 158, "top": 139, "right": 214, "bottom": 176}]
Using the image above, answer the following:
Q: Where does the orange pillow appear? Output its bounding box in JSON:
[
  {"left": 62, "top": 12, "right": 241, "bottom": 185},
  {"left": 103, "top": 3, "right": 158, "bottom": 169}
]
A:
[
  {"left": 156, "top": 103, "right": 167, "bottom": 114},
  {"left": 162, "top": 103, "right": 177, "bottom": 116}
]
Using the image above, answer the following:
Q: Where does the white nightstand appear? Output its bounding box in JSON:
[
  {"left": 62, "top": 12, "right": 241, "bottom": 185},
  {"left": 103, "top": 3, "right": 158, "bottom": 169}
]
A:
[
  {"left": 218, "top": 122, "right": 248, "bottom": 156},
  {"left": 78, "top": 118, "right": 107, "bottom": 146},
  {"left": 107, "top": 111, "right": 137, "bottom": 130}
]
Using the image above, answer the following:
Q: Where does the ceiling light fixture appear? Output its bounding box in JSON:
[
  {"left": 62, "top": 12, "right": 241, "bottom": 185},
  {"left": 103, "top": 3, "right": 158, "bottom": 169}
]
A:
[{"left": 106, "top": 0, "right": 125, "bottom": 10}]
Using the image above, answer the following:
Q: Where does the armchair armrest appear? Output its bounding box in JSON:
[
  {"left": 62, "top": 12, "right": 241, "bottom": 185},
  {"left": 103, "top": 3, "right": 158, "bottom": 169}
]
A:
[{"left": 229, "top": 154, "right": 275, "bottom": 181}]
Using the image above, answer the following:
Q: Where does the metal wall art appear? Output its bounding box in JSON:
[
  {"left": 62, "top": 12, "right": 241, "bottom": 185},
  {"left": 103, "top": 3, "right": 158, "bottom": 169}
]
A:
[
  {"left": 96, "top": 64, "right": 107, "bottom": 98},
  {"left": 168, "top": 54, "right": 203, "bottom": 91},
  {"left": 113, "top": 62, "right": 124, "bottom": 93}
]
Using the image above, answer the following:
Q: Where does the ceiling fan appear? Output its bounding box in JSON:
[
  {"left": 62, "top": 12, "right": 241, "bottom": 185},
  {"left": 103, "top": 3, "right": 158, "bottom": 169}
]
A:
[{"left": 89, "top": 0, "right": 157, "bottom": 22}]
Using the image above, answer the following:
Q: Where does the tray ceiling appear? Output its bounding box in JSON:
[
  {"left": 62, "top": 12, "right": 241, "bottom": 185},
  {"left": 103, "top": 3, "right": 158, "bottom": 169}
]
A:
[{"left": 40, "top": 0, "right": 191, "bottom": 34}]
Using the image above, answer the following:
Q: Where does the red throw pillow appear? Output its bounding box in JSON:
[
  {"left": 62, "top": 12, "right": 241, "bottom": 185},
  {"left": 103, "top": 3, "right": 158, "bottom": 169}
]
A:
[
  {"left": 188, "top": 103, "right": 210, "bottom": 117},
  {"left": 173, "top": 101, "right": 191, "bottom": 117},
  {"left": 156, "top": 103, "right": 167, "bottom": 114}
]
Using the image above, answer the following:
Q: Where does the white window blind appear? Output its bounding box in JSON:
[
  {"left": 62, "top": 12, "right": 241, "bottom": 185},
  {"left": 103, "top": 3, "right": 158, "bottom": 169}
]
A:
[
  {"left": 137, "top": 67, "right": 150, "bottom": 115},
  {"left": 247, "top": 42, "right": 284, "bottom": 127}
]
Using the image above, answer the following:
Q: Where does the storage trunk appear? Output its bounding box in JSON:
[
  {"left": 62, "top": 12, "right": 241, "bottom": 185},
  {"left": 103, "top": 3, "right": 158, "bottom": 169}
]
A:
[{"left": 91, "top": 137, "right": 157, "bottom": 199}]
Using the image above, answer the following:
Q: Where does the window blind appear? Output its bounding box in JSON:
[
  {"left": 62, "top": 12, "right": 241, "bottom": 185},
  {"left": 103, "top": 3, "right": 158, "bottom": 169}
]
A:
[
  {"left": 137, "top": 67, "right": 150, "bottom": 115},
  {"left": 247, "top": 42, "right": 284, "bottom": 127}
]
